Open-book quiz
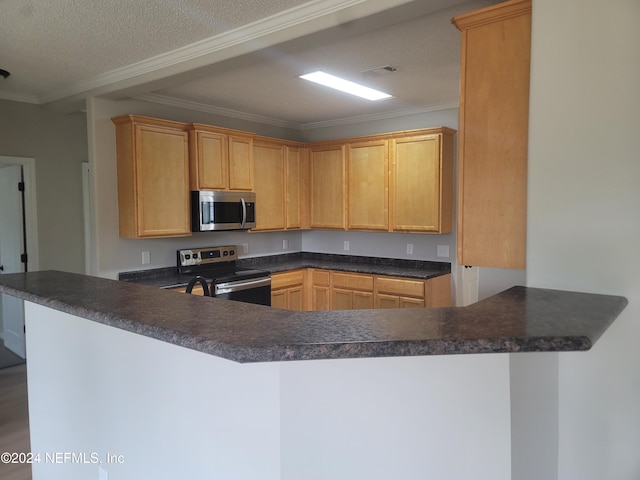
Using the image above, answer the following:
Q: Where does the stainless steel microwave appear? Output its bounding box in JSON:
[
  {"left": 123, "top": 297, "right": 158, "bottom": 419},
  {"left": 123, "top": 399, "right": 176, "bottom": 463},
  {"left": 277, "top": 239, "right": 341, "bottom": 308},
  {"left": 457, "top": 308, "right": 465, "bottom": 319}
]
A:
[{"left": 191, "top": 191, "right": 256, "bottom": 232}]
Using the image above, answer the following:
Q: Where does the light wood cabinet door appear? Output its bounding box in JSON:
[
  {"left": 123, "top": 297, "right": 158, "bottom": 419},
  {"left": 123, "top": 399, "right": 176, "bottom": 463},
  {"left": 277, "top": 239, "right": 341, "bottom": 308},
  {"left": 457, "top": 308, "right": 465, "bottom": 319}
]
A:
[
  {"left": 189, "top": 124, "right": 254, "bottom": 191},
  {"left": 190, "top": 129, "right": 228, "bottom": 190},
  {"left": 228, "top": 135, "right": 254, "bottom": 191},
  {"left": 253, "top": 141, "right": 285, "bottom": 231},
  {"left": 391, "top": 134, "right": 452, "bottom": 233},
  {"left": 310, "top": 146, "right": 345, "bottom": 229},
  {"left": 330, "top": 272, "right": 374, "bottom": 310},
  {"left": 453, "top": 0, "right": 531, "bottom": 269},
  {"left": 285, "top": 146, "right": 309, "bottom": 229},
  {"left": 347, "top": 140, "right": 389, "bottom": 231},
  {"left": 374, "top": 276, "right": 427, "bottom": 309},
  {"left": 113, "top": 115, "right": 191, "bottom": 239},
  {"left": 271, "top": 270, "right": 305, "bottom": 311},
  {"left": 309, "top": 269, "right": 331, "bottom": 311}
]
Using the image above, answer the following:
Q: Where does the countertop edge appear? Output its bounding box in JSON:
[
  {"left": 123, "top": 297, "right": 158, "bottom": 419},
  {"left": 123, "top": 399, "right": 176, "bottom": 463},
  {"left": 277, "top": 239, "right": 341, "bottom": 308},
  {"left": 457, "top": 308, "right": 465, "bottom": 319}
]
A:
[{"left": 0, "top": 271, "right": 628, "bottom": 363}]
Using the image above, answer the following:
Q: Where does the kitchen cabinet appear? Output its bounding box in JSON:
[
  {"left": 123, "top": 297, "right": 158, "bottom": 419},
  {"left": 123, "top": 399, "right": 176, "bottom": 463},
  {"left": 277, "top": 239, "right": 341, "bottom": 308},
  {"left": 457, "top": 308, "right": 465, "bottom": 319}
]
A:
[
  {"left": 253, "top": 138, "right": 309, "bottom": 232},
  {"left": 112, "top": 115, "right": 191, "bottom": 239},
  {"left": 309, "top": 269, "right": 331, "bottom": 311},
  {"left": 309, "top": 127, "right": 454, "bottom": 233},
  {"left": 331, "top": 272, "right": 374, "bottom": 310},
  {"left": 285, "top": 145, "right": 310, "bottom": 229},
  {"left": 188, "top": 123, "right": 254, "bottom": 191},
  {"left": 346, "top": 140, "right": 389, "bottom": 231},
  {"left": 453, "top": 0, "right": 531, "bottom": 269},
  {"left": 309, "top": 144, "right": 346, "bottom": 229},
  {"left": 253, "top": 138, "right": 286, "bottom": 231},
  {"left": 271, "top": 270, "right": 305, "bottom": 311},
  {"left": 390, "top": 131, "right": 454, "bottom": 233},
  {"left": 374, "top": 274, "right": 452, "bottom": 309}
]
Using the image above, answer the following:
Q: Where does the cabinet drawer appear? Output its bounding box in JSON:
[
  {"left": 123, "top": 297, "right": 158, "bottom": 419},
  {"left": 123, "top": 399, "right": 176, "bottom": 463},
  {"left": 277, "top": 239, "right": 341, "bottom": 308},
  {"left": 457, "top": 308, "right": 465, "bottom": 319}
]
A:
[
  {"left": 271, "top": 270, "right": 305, "bottom": 289},
  {"left": 311, "top": 269, "right": 330, "bottom": 286},
  {"left": 331, "top": 272, "right": 374, "bottom": 291},
  {"left": 375, "top": 277, "right": 424, "bottom": 298}
]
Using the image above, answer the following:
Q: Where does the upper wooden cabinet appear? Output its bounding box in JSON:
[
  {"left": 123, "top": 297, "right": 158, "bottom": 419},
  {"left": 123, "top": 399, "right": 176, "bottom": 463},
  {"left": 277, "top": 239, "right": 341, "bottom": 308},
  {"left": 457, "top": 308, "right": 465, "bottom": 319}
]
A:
[
  {"left": 112, "top": 115, "right": 191, "bottom": 239},
  {"left": 453, "top": 0, "right": 531, "bottom": 269},
  {"left": 253, "top": 138, "right": 286, "bottom": 231},
  {"left": 253, "top": 137, "right": 309, "bottom": 232},
  {"left": 346, "top": 140, "right": 389, "bottom": 231},
  {"left": 188, "top": 124, "right": 254, "bottom": 191},
  {"left": 309, "top": 144, "right": 346, "bottom": 229},
  {"left": 285, "top": 145, "right": 310, "bottom": 229},
  {"left": 390, "top": 131, "right": 454, "bottom": 233}
]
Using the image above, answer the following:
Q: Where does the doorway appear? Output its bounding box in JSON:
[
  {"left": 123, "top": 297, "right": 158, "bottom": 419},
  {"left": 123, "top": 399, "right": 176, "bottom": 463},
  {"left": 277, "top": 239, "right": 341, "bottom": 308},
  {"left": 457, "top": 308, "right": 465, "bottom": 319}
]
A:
[{"left": 0, "top": 156, "right": 38, "bottom": 359}]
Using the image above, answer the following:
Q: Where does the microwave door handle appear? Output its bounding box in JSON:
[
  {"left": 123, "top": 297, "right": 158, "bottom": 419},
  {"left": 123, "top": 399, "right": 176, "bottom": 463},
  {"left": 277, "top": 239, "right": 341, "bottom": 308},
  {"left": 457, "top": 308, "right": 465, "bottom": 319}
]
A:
[{"left": 240, "top": 197, "right": 247, "bottom": 228}]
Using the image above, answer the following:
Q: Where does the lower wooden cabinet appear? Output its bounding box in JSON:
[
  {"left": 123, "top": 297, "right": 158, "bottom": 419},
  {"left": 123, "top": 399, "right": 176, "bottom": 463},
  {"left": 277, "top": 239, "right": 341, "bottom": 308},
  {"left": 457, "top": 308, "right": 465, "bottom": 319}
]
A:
[
  {"left": 174, "top": 269, "right": 451, "bottom": 311},
  {"left": 309, "top": 269, "right": 331, "bottom": 311},
  {"left": 271, "top": 270, "right": 305, "bottom": 311},
  {"left": 330, "top": 272, "right": 374, "bottom": 310}
]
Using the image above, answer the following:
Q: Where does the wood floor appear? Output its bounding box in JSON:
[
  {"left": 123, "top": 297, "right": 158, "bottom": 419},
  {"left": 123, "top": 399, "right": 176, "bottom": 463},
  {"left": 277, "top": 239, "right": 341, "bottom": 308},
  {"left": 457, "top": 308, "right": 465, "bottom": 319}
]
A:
[{"left": 0, "top": 364, "right": 32, "bottom": 480}]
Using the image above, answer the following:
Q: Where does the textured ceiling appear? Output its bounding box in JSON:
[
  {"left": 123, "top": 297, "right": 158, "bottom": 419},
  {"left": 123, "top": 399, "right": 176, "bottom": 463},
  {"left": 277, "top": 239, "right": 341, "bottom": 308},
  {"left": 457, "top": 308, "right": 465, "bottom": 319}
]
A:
[{"left": 0, "top": 0, "right": 498, "bottom": 128}]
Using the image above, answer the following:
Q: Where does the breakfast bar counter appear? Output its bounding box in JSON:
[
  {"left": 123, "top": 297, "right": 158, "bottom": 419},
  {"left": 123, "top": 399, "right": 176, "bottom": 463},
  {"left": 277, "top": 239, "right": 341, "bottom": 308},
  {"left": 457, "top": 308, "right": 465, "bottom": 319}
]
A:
[
  {"left": 0, "top": 270, "right": 627, "bottom": 363},
  {"left": 0, "top": 270, "right": 628, "bottom": 480}
]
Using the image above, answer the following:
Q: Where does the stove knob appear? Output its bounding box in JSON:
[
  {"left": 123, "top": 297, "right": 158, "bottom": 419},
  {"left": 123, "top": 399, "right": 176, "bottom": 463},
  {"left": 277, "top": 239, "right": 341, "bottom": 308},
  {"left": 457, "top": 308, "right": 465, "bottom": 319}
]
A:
[
  {"left": 230, "top": 249, "right": 235, "bottom": 255},
  {"left": 223, "top": 251, "right": 228, "bottom": 256}
]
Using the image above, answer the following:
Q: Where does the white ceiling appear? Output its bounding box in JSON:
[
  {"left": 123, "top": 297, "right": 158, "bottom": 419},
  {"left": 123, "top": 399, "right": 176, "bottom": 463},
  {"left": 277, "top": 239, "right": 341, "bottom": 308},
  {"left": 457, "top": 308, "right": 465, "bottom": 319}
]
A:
[{"left": 0, "top": 0, "right": 498, "bottom": 129}]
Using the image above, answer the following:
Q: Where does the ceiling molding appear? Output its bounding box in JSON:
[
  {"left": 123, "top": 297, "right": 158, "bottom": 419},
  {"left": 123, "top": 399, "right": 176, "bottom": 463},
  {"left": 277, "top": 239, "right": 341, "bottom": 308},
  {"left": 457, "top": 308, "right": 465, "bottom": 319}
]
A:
[
  {"left": 38, "top": 0, "right": 414, "bottom": 105},
  {"left": 136, "top": 92, "right": 459, "bottom": 131},
  {"left": 298, "top": 103, "right": 460, "bottom": 130},
  {"left": 135, "top": 93, "right": 300, "bottom": 130},
  {"left": 0, "top": 91, "right": 40, "bottom": 104}
]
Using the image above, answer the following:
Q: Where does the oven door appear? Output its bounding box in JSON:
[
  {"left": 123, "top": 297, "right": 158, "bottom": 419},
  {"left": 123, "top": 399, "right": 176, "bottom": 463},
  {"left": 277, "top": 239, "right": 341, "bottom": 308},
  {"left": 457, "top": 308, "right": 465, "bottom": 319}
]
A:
[{"left": 213, "top": 276, "right": 271, "bottom": 306}]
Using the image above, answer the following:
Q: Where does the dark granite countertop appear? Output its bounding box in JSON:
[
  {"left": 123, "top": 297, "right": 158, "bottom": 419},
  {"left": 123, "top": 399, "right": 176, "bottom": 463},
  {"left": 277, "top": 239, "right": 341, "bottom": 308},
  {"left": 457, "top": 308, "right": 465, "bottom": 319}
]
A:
[
  {"left": 0, "top": 271, "right": 627, "bottom": 363},
  {"left": 119, "top": 252, "right": 451, "bottom": 288}
]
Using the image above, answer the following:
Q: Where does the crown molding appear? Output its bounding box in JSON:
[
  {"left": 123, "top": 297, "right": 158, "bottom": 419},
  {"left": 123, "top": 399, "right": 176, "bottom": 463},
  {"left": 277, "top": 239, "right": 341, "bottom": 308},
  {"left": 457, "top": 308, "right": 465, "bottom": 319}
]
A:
[
  {"left": 298, "top": 102, "right": 460, "bottom": 130},
  {"left": 135, "top": 93, "right": 300, "bottom": 130},
  {"left": 136, "top": 92, "right": 458, "bottom": 131},
  {"left": 0, "top": 90, "right": 40, "bottom": 104}
]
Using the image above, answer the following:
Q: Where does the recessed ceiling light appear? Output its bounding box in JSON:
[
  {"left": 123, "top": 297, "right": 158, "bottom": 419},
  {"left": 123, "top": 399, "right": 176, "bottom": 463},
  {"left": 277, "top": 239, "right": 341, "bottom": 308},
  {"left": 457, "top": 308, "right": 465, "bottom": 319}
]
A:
[{"left": 299, "top": 71, "right": 392, "bottom": 101}]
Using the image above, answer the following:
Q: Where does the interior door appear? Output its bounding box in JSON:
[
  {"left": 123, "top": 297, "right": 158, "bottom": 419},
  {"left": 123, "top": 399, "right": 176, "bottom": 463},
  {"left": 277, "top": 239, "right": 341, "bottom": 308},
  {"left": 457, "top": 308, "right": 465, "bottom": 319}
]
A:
[{"left": 0, "top": 164, "right": 26, "bottom": 358}]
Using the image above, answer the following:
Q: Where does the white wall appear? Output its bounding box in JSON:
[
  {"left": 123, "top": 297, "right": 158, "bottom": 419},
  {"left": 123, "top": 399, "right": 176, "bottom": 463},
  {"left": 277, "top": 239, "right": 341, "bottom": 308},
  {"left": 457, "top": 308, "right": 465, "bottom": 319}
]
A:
[
  {"left": 26, "top": 302, "right": 281, "bottom": 480},
  {"left": 25, "top": 301, "right": 513, "bottom": 480},
  {"left": 527, "top": 0, "right": 640, "bottom": 478}
]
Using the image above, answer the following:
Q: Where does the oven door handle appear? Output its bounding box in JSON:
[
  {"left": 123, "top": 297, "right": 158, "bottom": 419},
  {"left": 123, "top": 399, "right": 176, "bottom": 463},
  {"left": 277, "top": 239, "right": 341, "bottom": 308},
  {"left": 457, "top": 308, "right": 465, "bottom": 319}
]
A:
[{"left": 214, "top": 277, "right": 271, "bottom": 295}]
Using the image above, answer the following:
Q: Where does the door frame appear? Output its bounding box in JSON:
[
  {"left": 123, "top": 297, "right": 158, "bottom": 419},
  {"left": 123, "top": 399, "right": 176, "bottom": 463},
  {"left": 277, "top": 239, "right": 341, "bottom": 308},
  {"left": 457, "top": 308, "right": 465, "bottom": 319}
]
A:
[{"left": 0, "top": 156, "right": 39, "bottom": 272}]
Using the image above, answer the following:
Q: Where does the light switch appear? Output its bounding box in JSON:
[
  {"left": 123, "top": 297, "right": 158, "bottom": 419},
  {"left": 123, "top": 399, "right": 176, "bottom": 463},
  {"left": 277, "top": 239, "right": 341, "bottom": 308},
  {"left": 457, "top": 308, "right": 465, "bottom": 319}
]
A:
[{"left": 141, "top": 251, "right": 150, "bottom": 264}]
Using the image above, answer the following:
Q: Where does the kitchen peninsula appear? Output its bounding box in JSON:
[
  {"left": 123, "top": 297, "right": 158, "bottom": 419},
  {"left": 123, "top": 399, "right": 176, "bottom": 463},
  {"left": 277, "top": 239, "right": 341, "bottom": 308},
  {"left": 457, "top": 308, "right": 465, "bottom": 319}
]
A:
[{"left": 0, "top": 271, "right": 627, "bottom": 479}]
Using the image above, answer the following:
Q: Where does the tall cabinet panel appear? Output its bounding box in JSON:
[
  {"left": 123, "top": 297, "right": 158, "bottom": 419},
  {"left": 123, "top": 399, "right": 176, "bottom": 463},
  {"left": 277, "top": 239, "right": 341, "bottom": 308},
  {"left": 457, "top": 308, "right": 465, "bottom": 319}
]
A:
[
  {"left": 253, "top": 139, "right": 286, "bottom": 231},
  {"left": 112, "top": 115, "right": 191, "bottom": 238},
  {"left": 453, "top": 0, "right": 531, "bottom": 269},
  {"left": 309, "top": 145, "right": 345, "bottom": 229},
  {"left": 346, "top": 140, "right": 389, "bottom": 231},
  {"left": 391, "top": 133, "right": 453, "bottom": 233}
]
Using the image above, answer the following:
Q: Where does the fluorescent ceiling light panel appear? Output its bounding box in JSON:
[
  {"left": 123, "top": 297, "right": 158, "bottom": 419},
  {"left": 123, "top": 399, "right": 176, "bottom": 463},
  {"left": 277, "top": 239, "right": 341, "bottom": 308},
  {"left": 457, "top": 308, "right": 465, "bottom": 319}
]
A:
[{"left": 299, "top": 71, "right": 392, "bottom": 101}]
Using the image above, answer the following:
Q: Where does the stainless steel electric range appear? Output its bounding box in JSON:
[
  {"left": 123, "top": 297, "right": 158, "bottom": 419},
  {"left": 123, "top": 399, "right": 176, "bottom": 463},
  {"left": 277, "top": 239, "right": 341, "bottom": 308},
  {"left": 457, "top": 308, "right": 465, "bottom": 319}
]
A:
[{"left": 177, "top": 245, "right": 271, "bottom": 306}]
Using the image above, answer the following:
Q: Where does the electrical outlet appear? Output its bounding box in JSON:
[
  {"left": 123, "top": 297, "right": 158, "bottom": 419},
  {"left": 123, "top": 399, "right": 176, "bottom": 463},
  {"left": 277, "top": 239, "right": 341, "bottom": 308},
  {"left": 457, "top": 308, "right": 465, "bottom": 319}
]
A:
[
  {"left": 282, "top": 239, "right": 288, "bottom": 250},
  {"left": 242, "top": 243, "right": 249, "bottom": 254},
  {"left": 437, "top": 245, "right": 450, "bottom": 258},
  {"left": 406, "top": 243, "right": 414, "bottom": 255},
  {"left": 343, "top": 241, "right": 350, "bottom": 251},
  {"left": 141, "top": 251, "right": 150, "bottom": 265}
]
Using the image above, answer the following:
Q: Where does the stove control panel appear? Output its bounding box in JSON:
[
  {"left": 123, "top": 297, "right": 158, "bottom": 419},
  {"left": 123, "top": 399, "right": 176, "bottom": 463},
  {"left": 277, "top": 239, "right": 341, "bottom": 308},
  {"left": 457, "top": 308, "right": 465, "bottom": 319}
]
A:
[{"left": 178, "top": 245, "right": 238, "bottom": 268}]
